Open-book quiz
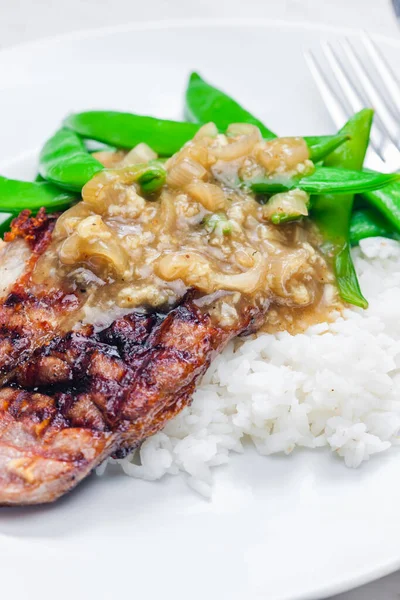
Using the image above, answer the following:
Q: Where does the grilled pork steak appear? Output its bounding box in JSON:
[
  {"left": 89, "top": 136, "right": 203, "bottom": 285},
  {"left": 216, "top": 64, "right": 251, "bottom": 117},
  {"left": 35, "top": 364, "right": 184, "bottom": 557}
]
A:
[
  {"left": 0, "top": 210, "right": 258, "bottom": 504},
  {"left": 0, "top": 299, "right": 260, "bottom": 504}
]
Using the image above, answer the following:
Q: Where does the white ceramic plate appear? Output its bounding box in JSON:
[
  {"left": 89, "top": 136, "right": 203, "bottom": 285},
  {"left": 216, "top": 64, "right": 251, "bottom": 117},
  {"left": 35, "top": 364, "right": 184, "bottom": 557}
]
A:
[{"left": 0, "top": 19, "right": 399, "bottom": 600}]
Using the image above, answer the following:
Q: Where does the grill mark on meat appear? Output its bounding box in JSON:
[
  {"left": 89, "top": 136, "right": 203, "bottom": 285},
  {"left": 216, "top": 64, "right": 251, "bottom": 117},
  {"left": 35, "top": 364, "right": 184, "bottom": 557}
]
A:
[
  {"left": 0, "top": 210, "right": 83, "bottom": 383},
  {"left": 0, "top": 299, "right": 260, "bottom": 504}
]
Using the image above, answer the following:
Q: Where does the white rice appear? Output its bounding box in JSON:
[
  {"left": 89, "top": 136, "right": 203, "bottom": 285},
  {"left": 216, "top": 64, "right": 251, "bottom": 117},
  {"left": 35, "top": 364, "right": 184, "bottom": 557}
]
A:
[{"left": 98, "top": 237, "right": 400, "bottom": 496}]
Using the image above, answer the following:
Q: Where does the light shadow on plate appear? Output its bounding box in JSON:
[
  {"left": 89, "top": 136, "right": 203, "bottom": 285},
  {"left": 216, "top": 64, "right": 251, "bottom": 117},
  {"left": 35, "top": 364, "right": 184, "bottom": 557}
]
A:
[
  {"left": 0, "top": 464, "right": 190, "bottom": 538},
  {"left": 0, "top": 470, "right": 116, "bottom": 538},
  {"left": 1, "top": 443, "right": 399, "bottom": 539},
  {"left": 207, "top": 440, "right": 400, "bottom": 508}
]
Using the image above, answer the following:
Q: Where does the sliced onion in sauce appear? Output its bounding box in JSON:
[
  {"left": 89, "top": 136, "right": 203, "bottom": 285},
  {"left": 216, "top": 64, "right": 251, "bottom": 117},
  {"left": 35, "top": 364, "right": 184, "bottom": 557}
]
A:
[
  {"left": 121, "top": 143, "right": 157, "bottom": 166},
  {"left": 166, "top": 158, "right": 207, "bottom": 189},
  {"left": 227, "top": 123, "right": 262, "bottom": 138},
  {"left": 211, "top": 126, "right": 261, "bottom": 162},
  {"left": 213, "top": 251, "right": 267, "bottom": 294},
  {"left": 262, "top": 189, "right": 309, "bottom": 224},
  {"left": 156, "top": 193, "right": 176, "bottom": 234},
  {"left": 156, "top": 250, "right": 267, "bottom": 295},
  {"left": 58, "top": 215, "right": 130, "bottom": 278},
  {"left": 193, "top": 122, "right": 218, "bottom": 141},
  {"left": 53, "top": 202, "right": 93, "bottom": 238},
  {"left": 268, "top": 248, "right": 311, "bottom": 300},
  {"left": 186, "top": 181, "right": 226, "bottom": 211},
  {"left": 255, "top": 137, "right": 309, "bottom": 173}
]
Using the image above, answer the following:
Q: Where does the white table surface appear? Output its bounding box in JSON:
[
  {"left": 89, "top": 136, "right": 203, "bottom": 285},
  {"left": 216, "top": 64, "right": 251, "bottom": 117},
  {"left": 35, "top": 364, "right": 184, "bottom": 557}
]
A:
[{"left": 0, "top": 0, "right": 399, "bottom": 598}]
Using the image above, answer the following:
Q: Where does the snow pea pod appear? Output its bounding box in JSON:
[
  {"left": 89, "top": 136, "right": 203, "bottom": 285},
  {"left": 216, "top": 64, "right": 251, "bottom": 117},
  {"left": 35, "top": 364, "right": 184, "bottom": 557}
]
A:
[
  {"left": 185, "top": 71, "right": 277, "bottom": 139},
  {"left": 64, "top": 112, "right": 201, "bottom": 156},
  {"left": 249, "top": 166, "right": 398, "bottom": 195},
  {"left": 40, "top": 127, "right": 166, "bottom": 196},
  {"left": 65, "top": 110, "right": 346, "bottom": 164},
  {"left": 39, "top": 128, "right": 104, "bottom": 192},
  {"left": 0, "top": 175, "right": 76, "bottom": 213},
  {"left": 362, "top": 181, "right": 400, "bottom": 233},
  {"left": 304, "top": 134, "right": 350, "bottom": 163},
  {"left": 350, "top": 207, "right": 400, "bottom": 246},
  {"left": 185, "top": 72, "right": 349, "bottom": 161},
  {"left": 311, "top": 109, "right": 374, "bottom": 309}
]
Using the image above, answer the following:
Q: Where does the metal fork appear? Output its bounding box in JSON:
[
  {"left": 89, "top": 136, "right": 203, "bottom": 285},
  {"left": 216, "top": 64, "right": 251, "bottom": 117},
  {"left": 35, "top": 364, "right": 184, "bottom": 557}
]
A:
[
  {"left": 305, "top": 33, "right": 400, "bottom": 172},
  {"left": 393, "top": 0, "right": 400, "bottom": 22}
]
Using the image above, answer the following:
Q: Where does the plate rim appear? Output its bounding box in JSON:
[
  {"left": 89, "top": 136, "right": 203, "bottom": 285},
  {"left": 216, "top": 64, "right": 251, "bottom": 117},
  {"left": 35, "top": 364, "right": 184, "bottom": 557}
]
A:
[
  {"left": 0, "top": 16, "right": 399, "bottom": 61},
  {"left": 0, "top": 18, "right": 399, "bottom": 600},
  {"left": 297, "top": 558, "right": 400, "bottom": 600}
]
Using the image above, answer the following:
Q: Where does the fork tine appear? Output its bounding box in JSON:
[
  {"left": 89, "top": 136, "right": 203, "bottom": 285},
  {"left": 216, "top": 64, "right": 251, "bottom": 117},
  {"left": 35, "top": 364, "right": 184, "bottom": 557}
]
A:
[
  {"left": 304, "top": 50, "right": 350, "bottom": 129},
  {"left": 321, "top": 42, "right": 386, "bottom": 160},
  {"left": 341, "top": 38, "right": 400, "bottom": 146},
  {"left": 322, "top": 42, "right": 364, "bottom": 112},
  {"left": 365, "top": 148, "right": 388, "bottom": 172},
  {"left": 362, "top": 32, "right": 400, "bottom": 117}
]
